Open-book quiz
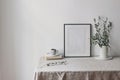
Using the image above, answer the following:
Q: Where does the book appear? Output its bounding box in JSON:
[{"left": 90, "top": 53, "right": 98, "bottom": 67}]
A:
[{"left": 46, "top": 55, "right": 63, "bottom": 60}]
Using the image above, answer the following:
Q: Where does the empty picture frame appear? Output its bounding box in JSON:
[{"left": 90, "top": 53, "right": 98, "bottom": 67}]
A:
[{"left": 64, "top": 24, "right": 91, "bottom": 57}]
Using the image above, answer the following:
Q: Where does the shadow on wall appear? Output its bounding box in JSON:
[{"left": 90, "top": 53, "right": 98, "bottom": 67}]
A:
[{"left": 110, "top": 40, "right": 120, "bottom": 57}]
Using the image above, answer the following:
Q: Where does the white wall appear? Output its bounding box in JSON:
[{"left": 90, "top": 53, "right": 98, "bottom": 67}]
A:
[
  {"left": 32, "top": 0, "right": 120, "bottom": 56},
  {"left": 0, "top": 0, "right": 35, "bottom": 80},
  {"left": 0, "top": 0, "right": 120, "bottom": 80}
]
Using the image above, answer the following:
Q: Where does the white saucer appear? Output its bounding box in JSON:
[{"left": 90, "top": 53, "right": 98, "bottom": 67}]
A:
[{"left": 94, "top": 56, "right": 113, "bottom": 60}]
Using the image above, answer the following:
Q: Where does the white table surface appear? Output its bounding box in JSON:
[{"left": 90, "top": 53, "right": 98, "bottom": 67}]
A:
[{"left": 35, "top": 57, "right": 120, "bottom": 72}]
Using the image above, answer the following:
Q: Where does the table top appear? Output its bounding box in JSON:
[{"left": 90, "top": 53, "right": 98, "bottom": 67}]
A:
[{"left": 35, "top": 57, "right": 120, "bottom": 72}]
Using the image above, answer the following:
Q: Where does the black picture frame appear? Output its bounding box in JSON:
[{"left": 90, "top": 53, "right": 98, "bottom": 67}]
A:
[{"left": 64, "top": 23, "right": 91, "bottom": 58}]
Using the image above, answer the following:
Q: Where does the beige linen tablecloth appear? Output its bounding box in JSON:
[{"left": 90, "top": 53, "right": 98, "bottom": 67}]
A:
[
  {"left": 35, "top": 57, "right": 120, "bottom": 80},
  {"left": 35, "top": 71, "right": 120, "bottom": 80}
]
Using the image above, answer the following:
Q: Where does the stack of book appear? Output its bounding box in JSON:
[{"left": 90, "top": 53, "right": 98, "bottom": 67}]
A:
[{"left": 45, "top": 54, "right": 63, "bottom": 60}]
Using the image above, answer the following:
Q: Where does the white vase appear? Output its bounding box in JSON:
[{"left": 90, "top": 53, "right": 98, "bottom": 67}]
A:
[
  {"left": 94, "top": 45, "right": 113, "bottom": 60},
  {"left": 99, "top": 46, "right": 108, "bottom": 59}
]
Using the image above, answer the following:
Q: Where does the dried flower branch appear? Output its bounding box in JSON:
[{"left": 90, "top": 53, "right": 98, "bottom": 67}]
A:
[{"left": 91, "top": 16, "right": 112, "bottom": 47}]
